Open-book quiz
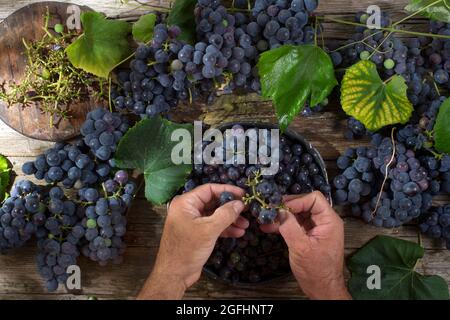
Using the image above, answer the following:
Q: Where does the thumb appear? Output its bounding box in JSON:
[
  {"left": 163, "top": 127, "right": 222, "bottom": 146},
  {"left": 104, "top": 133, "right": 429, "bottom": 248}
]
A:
[
  {"left": 209, "top": 200, "right": 244, "bottom": 234},
  {"left": 278, "top": 209, "right": 310, "bottom": 252}
]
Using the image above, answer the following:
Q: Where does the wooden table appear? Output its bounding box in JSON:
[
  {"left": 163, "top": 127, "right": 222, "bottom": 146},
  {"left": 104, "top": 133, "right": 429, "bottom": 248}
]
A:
[{"left": 0, "top": 0, "right": 448, "bottom": 300}]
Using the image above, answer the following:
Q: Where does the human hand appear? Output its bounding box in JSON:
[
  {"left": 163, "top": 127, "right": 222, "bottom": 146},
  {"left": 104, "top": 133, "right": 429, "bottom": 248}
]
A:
[
  {"left": 137, "top": 184, "right": 247, "bottom": 300},
  {"left": 261, "top": 191, "right": 351, "bottom": 300}
]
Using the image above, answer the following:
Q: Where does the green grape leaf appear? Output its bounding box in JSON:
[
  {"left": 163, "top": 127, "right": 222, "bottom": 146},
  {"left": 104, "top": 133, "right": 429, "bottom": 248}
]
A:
[
  {"left": 348, "top": 235, "right": 449, "bottom": 300},
  {"left": 434, "top": 97, "right": 450, "bottom": 153},
  {"left": 258, "top": 45, "right": 337, "bottom": 132},
  {"left": 341, "top": 60, "right": 413, "bottom": 131},
  {"left": 0, "top": 154, "right": 11, "bottom": 202},
  {"left": 114, "top": 117, "right": 193, "bottom": 205},
  {"left": 132, "top": 13, "right": 157, "bottom": 43},
  {"left": 405, "top": 0, "right": 450, "bottom": 23},
  {"left": 66, "top": 12, "right": 131, "bottom": 78},
  {"left": 167, "top": 0, "right": 197, "bottom": 44}
]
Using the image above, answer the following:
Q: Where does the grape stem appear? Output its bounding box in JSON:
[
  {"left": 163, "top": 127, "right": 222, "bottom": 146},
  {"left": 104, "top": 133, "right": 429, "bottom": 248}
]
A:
[
  {"left": 314, "top": 16, "right": 318, "bottom": 47},
  {"left": 394, "top": 0, "right": 443, "bottom": 27},
  {"left": 330, "top": 30, "right": 384, "bottom": 53},
  {"left": 108, "top": 76, "right": 113, "bottom": 113},
  {"left": 383, "top": 74, "right": 396, "bottom": 84},
  {"left": 368, "top": 0, "right": 442, "bottom": 60},
  {"left": 371, "top": 127, "right": 396, "bottom": 217},
  {"left": 413, "top": 232, "right": 424, "bottom": 271},
  {"left": 317, "top": 16, "right": 450, "bottom": 40},
  {"left": 242, "top": 170, "right": 285, "bottom": 211}
]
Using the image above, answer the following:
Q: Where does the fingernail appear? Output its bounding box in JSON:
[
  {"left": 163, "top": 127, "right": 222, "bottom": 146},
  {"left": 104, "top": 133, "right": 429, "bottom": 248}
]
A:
[
  {"left": 278, "top": 209, "right": 288, "bottom": 223},
  {"left": 233, "top": 201, "right": 244, "bottom": 212}
]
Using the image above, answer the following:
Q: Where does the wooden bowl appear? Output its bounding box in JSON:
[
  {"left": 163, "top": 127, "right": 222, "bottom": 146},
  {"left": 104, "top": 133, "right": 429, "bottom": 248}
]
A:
[{"left": 0, "top": 1, "right": 102, "bottom": 142}]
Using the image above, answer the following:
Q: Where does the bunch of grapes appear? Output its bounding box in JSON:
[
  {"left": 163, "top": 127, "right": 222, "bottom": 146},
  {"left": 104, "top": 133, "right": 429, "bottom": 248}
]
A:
[
  {"left": 35, "top": 186, "right": 82, "bottom": 292},
  {"left": 184, "top": 124, "right": 330, "bottom": 282},
  {"left": 396, "top": 95, "right": 445, "bottom": 152},
  {"left": 77, "top": 170, "right": 133, "bottom": 266},
  {"left": 333, "top": 134, "right": 436, "bottom": 228},
  {"left": 330, "top": 12, "right": 392, "bottom": 69},
  {"left": 1, "top": 171, "right": 135, "bottom": 292},
  {"left": 112, "top": 0, "right": 323, "bottom": 116},
  {"left": 419, "top": 204, "right": 450, "bottom": 250},
  {"left": 21, "top": 139, "right": 101, "bottom": 189},
  {"left": 22, "top": 108, "right": 128, "bottom": 190},
  {"left": 0, "top": 180, "right": 46, "bottom": 251},
  {"left": 251, "top": 0, "right": 317, "bottom": 49},
  {"left": 421, "top": 21, "right": 450, "bottom": 88},
  {"left": 3, "top": 104, "right": 137, "bottom": 291},
  {"left": 80, "top": 108, "right": 130, "bottom": 161},
  {"left": 195, "top": 0, "right": 261, "bottom": 92},
  {"left": 113, "top": 24, "right": 188, "bottom": 117}
]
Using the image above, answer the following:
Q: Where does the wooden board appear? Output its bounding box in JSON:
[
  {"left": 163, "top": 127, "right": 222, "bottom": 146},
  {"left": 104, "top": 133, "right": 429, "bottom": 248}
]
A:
[
  {"left": 0, "top": 0, "right": 448, "bottom": 300},
  {"left": 0, "top": 1, "right": 100, "bottom": 142}
]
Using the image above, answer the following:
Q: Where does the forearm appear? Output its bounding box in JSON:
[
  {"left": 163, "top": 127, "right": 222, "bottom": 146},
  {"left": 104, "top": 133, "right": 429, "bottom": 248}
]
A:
[{"left": 137, "top": 270, "right": 187, "bottom": 300}]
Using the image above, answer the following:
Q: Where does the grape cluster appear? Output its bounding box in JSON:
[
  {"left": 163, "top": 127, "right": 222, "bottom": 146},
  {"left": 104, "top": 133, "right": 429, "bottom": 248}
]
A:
[
  {"left": 422, "top": 21, "right": 450, "bottom": 88},
  {"left": 334, "top": 135, "right": 435, "bottom": 228},
  {"left": 396, "top": 96, "right": 445, "bottom": 152},
  {"left": 331, "top": 12, "right": 426, "bottom": 85},
  {"left": 78, "top": 170, "right": 132, "bottom": 265},
  {"left": 1, "top": 172, "right": 135, "bottom": 292},
  {"left": 0, "top": 180, "right": 45, "bottom": 251},
  {"left": 419, "top": 204, "right": 450, "bottom": 250},
  {"left": 22, "top": 108, "right": 127, "bottom": 190},
  {"left": 184, "top": 124, "right": 330, "bottom": 282},
  {"left": 421, "top": 154, "right": 450, "bottom": 195},
  {"left": 195, "top": 0, "right": 260, "bottom": 92},
  {"left": 330, "top": 12, "right": 393, "bottom": 70},
  {"left": 112, "top": 0, "right": 322, "bottom": 117},
  {"left": 113, "top": 24, "right": 190, "bottom": 117},
  {"left": 80, "top": 108, "right": 130, "bottom": 161},
  {"left": 3, "top": 106, "right": 136, "bottom": 291},
  {"left": 35, "top": 186, "right": 82, "bottom": 292},
  {"left": 22, "top": 140, "right": 100, "bottom": 189},
  {"left": 251, "top": 0, "right": 317, "bottom": 49}
]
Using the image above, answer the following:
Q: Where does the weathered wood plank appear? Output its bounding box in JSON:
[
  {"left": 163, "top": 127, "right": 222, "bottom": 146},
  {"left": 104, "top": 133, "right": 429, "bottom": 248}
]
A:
[
  {"left": 0, "top": 0, "right": 168, "bottom": 21},
  {"left": 0, "top": 244, "right": 448, "bottom": 299},
  {"left": 0, "top": 0, "right": 448, "bottom": 300}
]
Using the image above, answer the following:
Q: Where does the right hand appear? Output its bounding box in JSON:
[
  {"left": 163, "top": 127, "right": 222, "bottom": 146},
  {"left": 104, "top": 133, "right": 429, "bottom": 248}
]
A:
[{"left": 262, "top": 191, "right": 351, "bottom": 300}]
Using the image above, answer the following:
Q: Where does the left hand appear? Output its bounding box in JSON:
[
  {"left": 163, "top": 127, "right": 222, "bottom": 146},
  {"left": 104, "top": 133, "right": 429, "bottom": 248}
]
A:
[{"left": 138, "top": 184, "right": 247, "bottom": 299}]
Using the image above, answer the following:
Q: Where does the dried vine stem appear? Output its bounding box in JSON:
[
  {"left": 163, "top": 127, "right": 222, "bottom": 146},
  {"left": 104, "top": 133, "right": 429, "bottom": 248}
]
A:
[{"left": 371, "top": 127, "right": 396, "bottom": 216}]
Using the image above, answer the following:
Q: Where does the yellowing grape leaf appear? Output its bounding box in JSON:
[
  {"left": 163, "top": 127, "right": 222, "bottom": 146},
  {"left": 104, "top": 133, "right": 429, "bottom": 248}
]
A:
[
  {"left": 0, "top": 154, "right": 11, "bottom": 202},
  {"left": 341, "top": 60, "right": 413, "bottom": 132}
]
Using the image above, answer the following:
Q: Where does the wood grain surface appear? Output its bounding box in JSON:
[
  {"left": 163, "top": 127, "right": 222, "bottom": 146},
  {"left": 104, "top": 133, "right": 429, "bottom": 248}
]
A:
[{"left": 0, "top": 0, "right": 448, "bottom": 300}]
